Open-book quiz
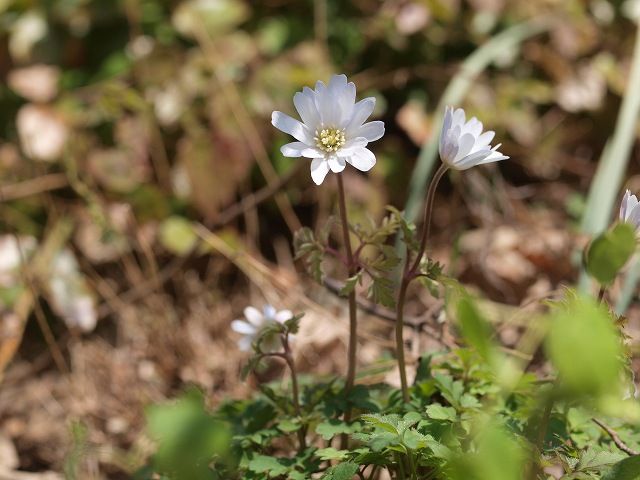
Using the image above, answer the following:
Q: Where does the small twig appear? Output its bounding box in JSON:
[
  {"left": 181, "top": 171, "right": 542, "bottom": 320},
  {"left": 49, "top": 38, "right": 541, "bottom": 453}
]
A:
[
  {"left": 213, "top": 162, "right": 304, "bottom": 227},
  {"left": 592, "top": 418, "right": 639, "bottom": 456},
  {"left": 0, "top": 174, "right": 68, "bottom": 201}
]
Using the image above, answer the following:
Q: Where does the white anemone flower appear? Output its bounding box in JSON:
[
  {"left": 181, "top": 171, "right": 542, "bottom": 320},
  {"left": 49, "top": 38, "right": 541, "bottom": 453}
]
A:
[
  {"left": 271, "top": 74, "right": 385, "bottom": 185},
  {"left": 230, "top": 305, "right": 293, "bottom": 352},
  {"left": 620, "top": 189, "right": 640, "bottom": 231},
  {"left": 438, "top": 106, "right": 509, "bottom": 170}
]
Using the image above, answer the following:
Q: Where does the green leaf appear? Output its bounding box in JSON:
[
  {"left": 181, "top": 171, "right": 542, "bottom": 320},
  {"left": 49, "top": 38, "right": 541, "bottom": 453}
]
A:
[
  {"left": 315, "top": 448, "right": 348, "bottom": 461},
  {"left": 425, "top": 404, "right": 457, "bottom": 422},
  {"left": 585, "top": 223, "right": 636, "bottom": 285},
  {"left": 339, "top": 272, "right": 362, "bottom": 296},
  {"left": 247, "top": 455, "right": 289, "bottom": 476},
  {"left": 545, "top": 295, "right": 623, "bottom": 397},
  {"left": 315, "top": 420, "right": 353, "bottom": 441},
  {"left": 602, "top": 455, "right": 640, "bottom": 480},
  {"left": 322, "top": 462, "right": 359, "bottom": 480},
  {"left": 361, "top": 414, "right": 399, "bottom": 434},
  {"left": 146, "top": 390, "right": 230, "bottom": 480},
  {"left": 277, "top": 418, "right": 300, "bottom": 433},
  {"left": 448, "top": 420, "right": 526, "bottom": 480},
  {"left": 368, "top": 276, "right": 396, "bottom": 308}
]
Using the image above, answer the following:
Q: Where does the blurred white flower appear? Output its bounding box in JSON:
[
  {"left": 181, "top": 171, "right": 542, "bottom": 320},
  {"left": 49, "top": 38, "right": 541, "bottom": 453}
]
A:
[
  {"left": 9, "top": 11, "right": 47, "bottom": 61},
  {"left": 0, "top": 235, "right": 36, "bottom": 288},
  {"left": 8, "top": 64, "right": 60, "bottom": 102},
  {"left": 619, "top": 189, "right": 640, "bottom": 231},
  {"left": 272, "top": 74, "right": 385, "bottom": 185},
  {"left": 151, "top": 83, "right": 186, "bottom": 126},
  {"left": 231, "top": 305, "right": 292, "bottom": 352},
  {"left": 16, "top": 104, "right": 68, "bottom": 162},
  {"left": 48, "top": 249, "right": 97, "bottom": 332},
  {"left": 438, "top": 106, "right": 509, "bottom": 170}
]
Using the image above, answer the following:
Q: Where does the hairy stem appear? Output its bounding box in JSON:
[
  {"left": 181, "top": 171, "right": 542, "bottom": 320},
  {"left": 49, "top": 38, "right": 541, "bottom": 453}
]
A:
[
  {"left": 336, "top": 174, "right": 358, "bottom": 394},
  {"left": 395, "top": 163, "right": 449, "bottom": 402}
]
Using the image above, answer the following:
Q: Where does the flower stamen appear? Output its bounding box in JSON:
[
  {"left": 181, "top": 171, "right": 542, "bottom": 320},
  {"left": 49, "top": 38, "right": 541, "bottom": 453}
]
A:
[{"left": 315, "top": 127, "right": 346, "bottom": 153}]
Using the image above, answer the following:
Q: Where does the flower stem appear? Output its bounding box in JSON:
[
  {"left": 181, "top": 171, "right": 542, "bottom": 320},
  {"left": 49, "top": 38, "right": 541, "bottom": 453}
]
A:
[
  {"left": 336, "top": 173, "right": 358, "bottom": 394},
  {"left": 283, "top": 334, "right": 306, "bottom": 451},
  {"left": 395, "top": 278, "right": 410, "bottom": 402},
  {"left": 395, "top": 163, "right": 449, "bottom": 402},
  {"left": 409, "top": 163, "right": 449, "bottom": 275},
  {"left": 336, "top": 173, "right": 358, "bottom": 449}
]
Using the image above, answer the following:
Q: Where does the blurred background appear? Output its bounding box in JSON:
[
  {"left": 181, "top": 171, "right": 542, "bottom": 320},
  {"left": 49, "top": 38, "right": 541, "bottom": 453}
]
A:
[{"left": 1, "top": 0, "right": 640, "bottom": 477}]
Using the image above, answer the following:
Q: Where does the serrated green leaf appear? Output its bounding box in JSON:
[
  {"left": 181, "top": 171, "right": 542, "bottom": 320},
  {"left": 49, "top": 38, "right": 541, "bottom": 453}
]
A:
[
  {"left": 368, "top": 276, "right": 396, "bottom": 308},
  {"left": 426, "top": 404, "right": 457, "bottom": 422},
  {"left": 247, "top": 455, "right": 289, "bottom": 476}
]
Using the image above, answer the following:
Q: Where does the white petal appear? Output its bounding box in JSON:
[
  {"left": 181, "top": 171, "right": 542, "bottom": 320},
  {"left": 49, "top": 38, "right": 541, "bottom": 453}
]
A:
[
  {"left": 346, "top": 97, "right": 376, "bottom": 134},
  {"left": 355, "top": 121, "right": 384, "bottom": 142},
  {"left": 263, "top": 304, "right": 277, "bottom": 320},
  {"left": 439, "top": 106, "right": 454, "bottom": 154},
  {"left": 338, "top": 81, "right": 357, "bottom": 125},
  {"left": 475, "top": 130, "right": 495, "bottom": 148},
  {"left": 462, "top": 117, "right": 483, "bottom": 138},
  {"left": 274, "top": 310, "right": 293, "bottom": 323},
  {"left": 318, "top": 74, "right": 348, "bottom": 126},
  {"left": 280, "top": 141, "right": 308, "bottom": 157},
  {"left": 301, "top": 147, "right": 325, "bottom": 158},
  {"left": 451, "top": 108, "right": 466, "bottom": 128},
  {"left": 627, "top": 203, "right": 640, "bottom": 229},
  {"left": 328, "top": 155, "right": 346, "bottom": 173},
  {"left": 244, "top": 306, "right": 263, "bottom": 327},
  {"left": 454, "top": 150, "right": 493, "bottom": 170},
  {"left": 310, "top": 157, "right": 330, "bottom": 185},
  {"left": 336, "top": 137, "right": 368, "bottom": 157},
  {"left": 294, "top": 88, "right": 321, "bottom": 129},
  {"left": 347, "top": 147, "right": 376, "bottom": 172},
  {"left": 620, "top": 190, "right": 631, "bottom": 220},
  {"left": 453, "top": 133, "right": 477, "bottom": 163},
  {"left": 231, "top": 320, "right": 256, "bottom": 335},
  {"left": 271, "top": 111, "right": 312, "bottom": 143}
]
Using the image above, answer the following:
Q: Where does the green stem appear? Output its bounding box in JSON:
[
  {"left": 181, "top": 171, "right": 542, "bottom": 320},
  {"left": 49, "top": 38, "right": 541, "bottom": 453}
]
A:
[{"left": 407, "top": 450, "right": 417, "bottom": 479}]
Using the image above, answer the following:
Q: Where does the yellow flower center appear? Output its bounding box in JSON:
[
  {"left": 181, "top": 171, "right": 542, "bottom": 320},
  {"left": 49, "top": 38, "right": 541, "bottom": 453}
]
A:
[{"left": 315, "top": 127, "right": 346, "bottom": 153}]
